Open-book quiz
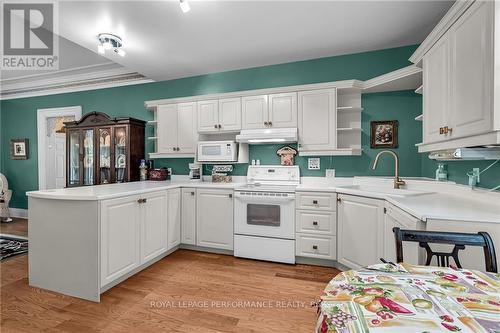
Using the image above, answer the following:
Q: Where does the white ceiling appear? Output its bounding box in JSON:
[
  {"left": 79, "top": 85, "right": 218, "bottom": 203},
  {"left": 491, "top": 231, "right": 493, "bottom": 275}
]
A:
[{"left": 4, "top": 1, "right": 454, "bottom": 83}]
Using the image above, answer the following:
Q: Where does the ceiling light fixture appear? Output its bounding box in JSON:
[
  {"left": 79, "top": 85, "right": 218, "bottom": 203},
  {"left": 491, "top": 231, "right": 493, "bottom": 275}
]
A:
[
  {"left": 179, "top": 0, "right": 190, "bottom": 13},
  {"left": 97, "top": 33, "right": 125, "bottom": 57}
]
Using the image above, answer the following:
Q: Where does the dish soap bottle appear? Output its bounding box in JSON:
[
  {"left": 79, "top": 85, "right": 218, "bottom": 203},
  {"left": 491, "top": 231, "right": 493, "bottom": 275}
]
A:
[
  {"left": 435, "top": 163, "right": 447, "bottom": 181},
  {"left": 139, "top": 159, "right": 148, "bottom": 181}
]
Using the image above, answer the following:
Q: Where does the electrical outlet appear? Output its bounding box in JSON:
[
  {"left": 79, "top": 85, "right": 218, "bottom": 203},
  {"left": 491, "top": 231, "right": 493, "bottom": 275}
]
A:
[
  {"left": 326, "top": 169, "right": 335, "bottom": 179},
  {"left": 308, "top": 158, "right": 320, "bottom": 170}
]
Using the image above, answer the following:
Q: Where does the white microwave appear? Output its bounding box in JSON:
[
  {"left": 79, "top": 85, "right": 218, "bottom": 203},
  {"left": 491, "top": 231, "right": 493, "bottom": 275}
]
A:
[{"left": 197, "top": 141, "right": 238, "bottom": 162}]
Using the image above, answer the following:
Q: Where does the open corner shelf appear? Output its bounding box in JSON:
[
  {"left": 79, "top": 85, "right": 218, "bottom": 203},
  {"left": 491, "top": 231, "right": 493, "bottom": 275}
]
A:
[
  {"left": 415, "top": 85, "right": 423, "bottom": 95},
  {"left": 337, "top": 127, "right": 362, "bottom": 132},
  {"left": 337, "top": 106, "right": 363, "bottom": 112}
]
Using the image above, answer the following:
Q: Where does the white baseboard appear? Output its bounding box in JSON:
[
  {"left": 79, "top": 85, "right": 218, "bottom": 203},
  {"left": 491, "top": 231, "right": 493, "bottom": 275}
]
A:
[{"left": 9, "top": 208, "right": 28, "bottom": 219}]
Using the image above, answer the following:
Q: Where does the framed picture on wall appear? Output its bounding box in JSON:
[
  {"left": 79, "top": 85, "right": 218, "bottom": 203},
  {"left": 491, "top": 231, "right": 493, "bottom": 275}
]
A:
[
  {"left": 10, "top": 139, "right": 29, "bottom": 160},
  {"left": 370, "top": 120, "right": 398, "bottom": 148}
]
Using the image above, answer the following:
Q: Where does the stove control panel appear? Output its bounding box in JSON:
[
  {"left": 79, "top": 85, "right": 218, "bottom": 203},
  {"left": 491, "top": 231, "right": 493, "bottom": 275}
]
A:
[{"left": 246, "top": 165, "right": 300, "bottom": 185}]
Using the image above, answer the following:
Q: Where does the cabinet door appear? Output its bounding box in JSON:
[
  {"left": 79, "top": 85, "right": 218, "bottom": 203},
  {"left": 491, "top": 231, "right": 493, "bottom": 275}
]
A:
[
  {"left": 196, "top": 189, "right": 234, "bottom": 250},
  {"left": 197, "top": 100, "right": 219, "bottom": 133},
  {"left": 298, "top": 89, "right": 336, "bottom": 152},
  {"left": 269, "top": 92, "right": 297, "bottom": 128},
  {"left": 449, "top": 1, "right": 493, "bottom": 138},
  {"left": 219, "top": 97, "right": 242, "bottom": 132},
  {"left": 242, "top": 95, "right": 268, "bottom": 129},
  {"left": 167, "top": 188, "right": 181, "bottom": 250},
  {"left": 337, "top": 194, "right": 384, "bottom": 270},
  {"left": 141, "top": 191, "right": 168, "bottom": 263},
  {"left": 100, "top": 196, "right": 140, "bottom": 286},
  {"left": 181, "top": 188, "right": 196, "bottom": 245},
  {"left": 423, "top": 37, "right": 450, "bottom": 144},
  {"left": 177, "top": 102, "right": 197, "bottom": 153},
  {"left": 383, "top": 209, "right": 421, "bottom": 265},
  {"left": 157, "top": 104, "right": 178, "bottom": 154}
]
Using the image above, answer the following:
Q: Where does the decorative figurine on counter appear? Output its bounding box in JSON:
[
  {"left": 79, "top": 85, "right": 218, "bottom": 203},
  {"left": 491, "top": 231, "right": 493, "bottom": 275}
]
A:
[{"left": 276, "top": 146, "right": 298, "bottom": 166}]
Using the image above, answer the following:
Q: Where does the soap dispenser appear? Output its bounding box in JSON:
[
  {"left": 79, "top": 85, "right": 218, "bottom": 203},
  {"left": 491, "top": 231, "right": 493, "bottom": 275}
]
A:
[{"left": 435, "top": 163, "right": 447, "bottom": 181}]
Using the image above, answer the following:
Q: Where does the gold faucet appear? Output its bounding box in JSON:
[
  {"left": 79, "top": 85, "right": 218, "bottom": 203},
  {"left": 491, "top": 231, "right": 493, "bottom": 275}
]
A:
[{"left": 372, "top": 150, "right": 406, "bottom": 189}]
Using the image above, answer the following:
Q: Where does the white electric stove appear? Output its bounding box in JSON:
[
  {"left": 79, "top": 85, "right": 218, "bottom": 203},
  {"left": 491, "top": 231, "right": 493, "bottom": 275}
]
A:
[{"left": 234, "top": 165, "right": 300, "bottom": 264}]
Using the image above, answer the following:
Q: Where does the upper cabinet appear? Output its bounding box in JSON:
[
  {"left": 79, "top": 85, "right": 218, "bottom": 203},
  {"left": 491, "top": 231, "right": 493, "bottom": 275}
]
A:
[
  {"left": 155, "top": 102, "right": 197, "bottom": 157},
  {"left": 413, "top": 0, "right": 498, "bottom": 152},
  {"left": 242, "top": 93, "right": 297, "bottom": 129},
  {"left": 197, "top": 98, "right": 242, "bottom": 133}
]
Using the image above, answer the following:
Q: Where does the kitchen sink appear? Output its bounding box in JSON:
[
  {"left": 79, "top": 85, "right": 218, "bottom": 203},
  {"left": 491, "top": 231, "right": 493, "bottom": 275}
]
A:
[{"left": 337, "top": 185, "right": 432, "bottom": 197}]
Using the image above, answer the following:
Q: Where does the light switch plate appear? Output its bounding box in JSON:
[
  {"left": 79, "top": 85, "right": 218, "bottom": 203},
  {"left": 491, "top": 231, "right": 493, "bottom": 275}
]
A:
[
  {"left": 308, "top": 158, "right": 320, "bottom": 170},
  {"left": 326, "top": 169, "right": 335, "bottom": 178}
]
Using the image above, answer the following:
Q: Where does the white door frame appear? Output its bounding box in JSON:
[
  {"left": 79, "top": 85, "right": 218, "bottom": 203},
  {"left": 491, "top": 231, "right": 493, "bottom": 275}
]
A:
[{"left": 37, "top": 106, "right": 82, "bottom": 190}]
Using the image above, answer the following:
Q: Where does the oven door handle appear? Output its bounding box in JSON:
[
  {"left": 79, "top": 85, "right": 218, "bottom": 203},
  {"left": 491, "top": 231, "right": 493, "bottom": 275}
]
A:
[{"left": 234, "top": 192, "right": 295, "bottom": 202}]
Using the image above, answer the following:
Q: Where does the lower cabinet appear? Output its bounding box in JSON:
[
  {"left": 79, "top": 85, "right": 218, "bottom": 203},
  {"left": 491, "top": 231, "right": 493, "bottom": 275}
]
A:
[
  {"left": 337, "top": 194, "right": 385, "bottom": 269},
  {"left": 196, "top": 189, "right": 234, "bottom": 250},
  {"left": 100, "top": 191, "right": 168, "bottom": 287},
  {"left": 167, "top": 188, "right": 181, "bottom": 250},
  {"left": 181, "top": 188, "right": 197, "bottom": 245}
]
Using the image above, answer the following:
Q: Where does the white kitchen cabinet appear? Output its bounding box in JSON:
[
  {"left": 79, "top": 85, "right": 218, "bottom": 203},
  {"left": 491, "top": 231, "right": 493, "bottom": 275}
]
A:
[
  {"left": 100, "top": 195, "right": 141, "bottom": 286},
  {"left": 141, "top": 191, "right": 168, "bottom": 263},
  {"left": 242, "top": 95, "right": 268, "bottom": 129},
  {"left": 449, "top": 0, "right": 493, "bottom": 139},
  {"left": 268, "top": 92, "right": 297, "bottom": 128},
  {"left": 298, "top": 89, "right": 336, "bottom": 153},
  {"left": 196, "top": 189, "right": 234, "bottom": 250},
  {"left": 197, "top": 100, "right": 219, "bottom": 133},
  {"left": 383, "top": 202, "right": 423, "bottom": 265},
  {"left": 156, "top": 102, "right": 196, "bottom": 156},
  {"left": 167, "top": 188, "right": 181, "bottom": 250},
  {"left": 181, "top": 188, "right": 197, "bottom": 245},
  {"left": 219, "top": 98, "right": 242, "bottom": 132},
  {"left": 337, "top": 194, "right": 384, "bottom": 269},
  {"left": 296, "top": 234, "right": 336, "bottom": 260}
]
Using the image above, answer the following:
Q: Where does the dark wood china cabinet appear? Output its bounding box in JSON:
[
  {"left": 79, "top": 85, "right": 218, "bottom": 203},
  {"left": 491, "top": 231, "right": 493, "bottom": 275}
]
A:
[{"left": 64, "top": 112, "right": 145, "bottom": 187}]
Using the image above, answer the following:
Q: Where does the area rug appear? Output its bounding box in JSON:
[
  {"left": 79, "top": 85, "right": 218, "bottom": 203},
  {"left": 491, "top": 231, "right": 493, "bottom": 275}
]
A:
[{"left": 0, "top": 235, "right": 28, "bottom": 261}]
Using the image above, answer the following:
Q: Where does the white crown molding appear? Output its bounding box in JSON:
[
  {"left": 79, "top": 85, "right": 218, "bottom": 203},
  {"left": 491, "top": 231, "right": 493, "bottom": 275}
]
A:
[
  {"left": 409, "top": 0, "right": 475, "bottom": 65},
  {"left": 0, "top": 62, "right": 154, "bottom": 100}
]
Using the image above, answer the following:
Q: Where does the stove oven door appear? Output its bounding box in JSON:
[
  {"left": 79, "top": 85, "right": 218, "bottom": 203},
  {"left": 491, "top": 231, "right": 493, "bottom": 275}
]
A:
[{"left": 234, "top": 192, "right": 295, "bottom": 239}]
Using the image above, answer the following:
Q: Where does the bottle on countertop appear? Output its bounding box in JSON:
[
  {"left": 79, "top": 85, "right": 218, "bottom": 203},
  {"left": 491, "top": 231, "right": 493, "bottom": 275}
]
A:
[
  {"left": 139, "top": 159, "right": 147, "bottom": 181},
  {"left": 435, "top": 163, "right": 448, "bottom": 181}
]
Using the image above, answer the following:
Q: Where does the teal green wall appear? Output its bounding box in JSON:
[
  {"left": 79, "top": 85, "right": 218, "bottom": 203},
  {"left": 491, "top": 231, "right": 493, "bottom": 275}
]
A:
[{"left": 1, "top": 44, "right": 497, "bottom": 209}]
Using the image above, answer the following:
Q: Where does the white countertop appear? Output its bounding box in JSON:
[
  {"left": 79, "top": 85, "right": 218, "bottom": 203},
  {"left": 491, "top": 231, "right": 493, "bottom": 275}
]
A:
[{"left": 27, "top": 177, "right": 500, "bottom": 224}]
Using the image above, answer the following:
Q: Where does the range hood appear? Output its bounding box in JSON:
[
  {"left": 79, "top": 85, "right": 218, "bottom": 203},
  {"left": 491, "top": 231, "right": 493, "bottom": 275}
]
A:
[
  {"left": 428, "top": 147, "right": 500, "bottom": 160},
  {"left": 236, "top": 128, "right": 298, "bottom": 144}
]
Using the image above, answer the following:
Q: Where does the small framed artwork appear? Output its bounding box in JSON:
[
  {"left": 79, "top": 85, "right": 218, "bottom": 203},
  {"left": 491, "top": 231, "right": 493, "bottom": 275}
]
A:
[
  {"left": 10, "top": 139, "right": 29, "bottom": 160},
  {"left": 370, "top": 120, "right": 398, "bottom": 149}
]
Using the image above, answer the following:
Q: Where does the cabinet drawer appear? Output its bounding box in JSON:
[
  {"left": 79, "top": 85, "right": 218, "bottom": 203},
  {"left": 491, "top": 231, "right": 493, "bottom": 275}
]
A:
[
  {"left": 296, "top": 210, "right": 336, "bottom": 235},
  {"left": 296, "top": 234, "right": 336, "bottom": 260},
  {"left": 296, "top": 192, "right": 336, "bottom": 211}
]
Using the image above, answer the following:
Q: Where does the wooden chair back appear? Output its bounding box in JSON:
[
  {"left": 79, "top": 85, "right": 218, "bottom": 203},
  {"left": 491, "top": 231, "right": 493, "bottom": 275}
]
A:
[{"left": 393, "top": 227, "right": 497, "bottom": 273}]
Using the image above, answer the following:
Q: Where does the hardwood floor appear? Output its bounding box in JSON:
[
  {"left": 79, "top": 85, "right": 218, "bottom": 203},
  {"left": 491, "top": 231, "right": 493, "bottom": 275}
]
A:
[
  {"left": 0, "top": 218, "right": 28, "bottom": 237},
  {"left": 1, "top": 249, "right": 340, "bottom": 332}
]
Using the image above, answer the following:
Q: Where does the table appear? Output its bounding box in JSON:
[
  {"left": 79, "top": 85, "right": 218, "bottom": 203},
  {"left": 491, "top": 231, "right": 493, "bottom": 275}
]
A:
[{"left": 316, "top": 263, "right": 500, "bottom": 332}]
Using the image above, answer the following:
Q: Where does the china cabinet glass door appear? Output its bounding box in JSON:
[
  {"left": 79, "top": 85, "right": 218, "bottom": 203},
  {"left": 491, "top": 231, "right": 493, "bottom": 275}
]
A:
[
  {"left": 98, "top": 128, "right": 112, "bottom": 184},
  {"left": 68, "top": 130, "right": 81, "bottom": 186},
  {"left": 83, "top": 129, "right": 94, "bottom": 185},
  {"left": 114, "top": 127, "right": 127, "bottom": 183}
]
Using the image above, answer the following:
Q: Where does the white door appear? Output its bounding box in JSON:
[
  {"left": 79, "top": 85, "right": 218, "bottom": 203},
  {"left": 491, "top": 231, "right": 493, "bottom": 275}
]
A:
[
  {"left": 157, "top": 104, "right": 178, "bottom": 154},
  {"left": 141, "top": 191, "right": 168, "bottom": 263},
  {"left": 423, "top": 37, "right": 450, "bottom": 144},
  {"left": 242, "top": 95, "right": 268, "bottom": 129},
  {"left": 177, "top": 102, "right": 197, "bottom": 153},
  {"left": 197, "top": 100, "right": 219, "bottom": 133},
  {"left": 298, "top": 89, "right": 336, "bottom": 152},
  {"left": 337, "top": 194, "right": 384, "bottom": 269},
  {"left": 167, "top": 188, "right": 181, "bottom": 250},
  {"left": 100, "top": 196, "right": 141, "bottom": 286},
  {"left": 196, "top": 189, "right": 234, "bottom": 250},
  {"left": 181, "top": 188, "right": 196, "bottom": 245},
  {"left": 268, "top": 92, "right": 297, "bottom": 128},
  {"left": 449, "top": 0, "right": 493, "bottom": 139},
  {"left": 218, "top": 97, "right": 241, "bottom": 132}
]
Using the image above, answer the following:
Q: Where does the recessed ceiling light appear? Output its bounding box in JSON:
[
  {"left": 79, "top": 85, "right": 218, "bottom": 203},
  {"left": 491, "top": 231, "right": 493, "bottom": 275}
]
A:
[
  {"left": 179, "top": 0, "right": 190, "bottom": 13},
  {"left": 97, "top": 33, "right": 126, "bottom": 57}
]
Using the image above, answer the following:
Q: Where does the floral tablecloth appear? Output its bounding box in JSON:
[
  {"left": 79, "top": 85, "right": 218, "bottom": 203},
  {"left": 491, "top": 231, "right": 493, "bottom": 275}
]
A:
[{"left": 316, "top": 263, "right": 500, "bottom": 333}]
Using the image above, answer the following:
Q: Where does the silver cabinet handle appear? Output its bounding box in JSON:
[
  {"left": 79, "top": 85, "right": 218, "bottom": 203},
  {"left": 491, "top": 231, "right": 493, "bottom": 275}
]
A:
[
  {"left": 268, "top": 121, "right": 272, "bottom": 127},
  {"left": 264, "top": 121, "right": 269, "bottom": 127}
]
